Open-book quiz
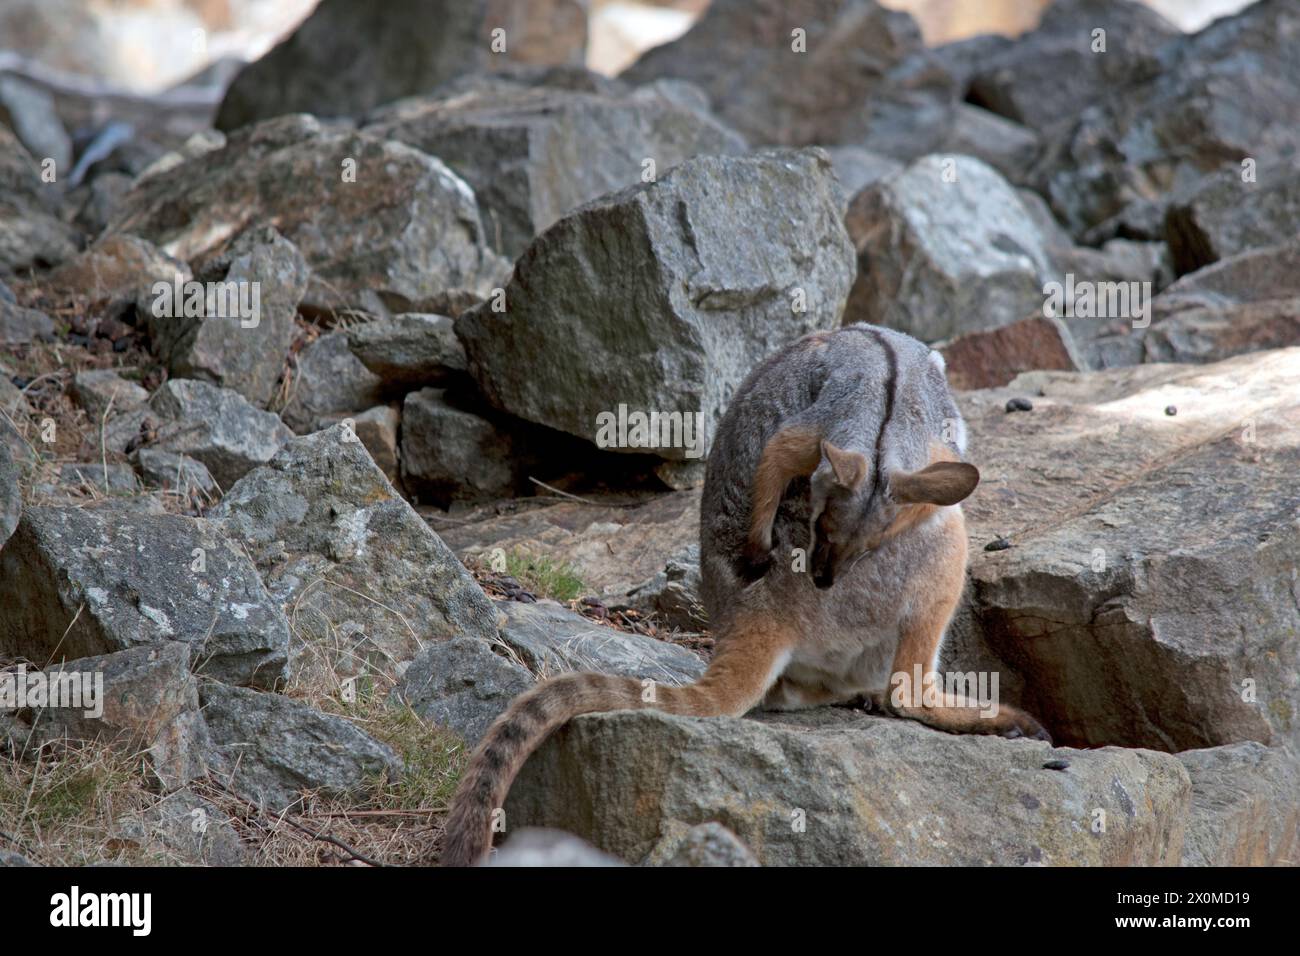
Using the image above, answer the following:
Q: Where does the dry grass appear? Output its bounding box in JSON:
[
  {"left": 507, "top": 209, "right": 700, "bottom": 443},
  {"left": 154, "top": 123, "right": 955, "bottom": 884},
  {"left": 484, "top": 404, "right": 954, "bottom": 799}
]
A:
[
  {"left": 0, "top": 738, "right": 175, "bottom": 866},
  {"left": 0, "top": 687, "right": 470, "bottom": 867},
  {"left": 189, "top": 691, "right": 470, "bottom": 867}
]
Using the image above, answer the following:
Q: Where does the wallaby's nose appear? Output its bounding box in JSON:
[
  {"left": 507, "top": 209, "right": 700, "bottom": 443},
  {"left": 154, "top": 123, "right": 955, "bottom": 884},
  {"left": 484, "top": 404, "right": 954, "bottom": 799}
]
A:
[{"left": 813, "top": 570, "right": 835, "bottom": 589}]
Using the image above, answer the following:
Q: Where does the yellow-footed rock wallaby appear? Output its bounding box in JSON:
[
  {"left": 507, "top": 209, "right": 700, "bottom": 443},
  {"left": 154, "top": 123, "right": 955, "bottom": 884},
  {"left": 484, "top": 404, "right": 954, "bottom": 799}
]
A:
[{"left": 441, "top": 323, "right": 1048, "bottom": 866}]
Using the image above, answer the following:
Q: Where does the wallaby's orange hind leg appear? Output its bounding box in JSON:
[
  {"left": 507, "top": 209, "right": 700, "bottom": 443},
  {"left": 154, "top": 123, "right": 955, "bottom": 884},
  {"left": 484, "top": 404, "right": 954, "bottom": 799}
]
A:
[
  {"left": 881, "top": 512, "right": 1051, "bottom": 741},
  {"left": 697, "top": 614, "right": 798, "bottom": 716}
]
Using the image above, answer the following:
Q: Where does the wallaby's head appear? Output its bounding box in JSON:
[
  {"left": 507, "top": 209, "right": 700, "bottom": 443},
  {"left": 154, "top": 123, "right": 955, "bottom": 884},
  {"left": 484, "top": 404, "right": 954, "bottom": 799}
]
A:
[{"left": 807, "top": 439, "right": 979, "bottom": 589}]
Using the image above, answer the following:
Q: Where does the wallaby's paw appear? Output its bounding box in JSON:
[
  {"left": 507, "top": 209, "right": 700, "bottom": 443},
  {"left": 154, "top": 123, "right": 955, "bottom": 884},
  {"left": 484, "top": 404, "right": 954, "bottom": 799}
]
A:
[
  {"left": 996, "top": 707, "right": 1053, "bottom": 744},
  {"left": 737, "top": 542, "right": 773, "bottom": 584}
]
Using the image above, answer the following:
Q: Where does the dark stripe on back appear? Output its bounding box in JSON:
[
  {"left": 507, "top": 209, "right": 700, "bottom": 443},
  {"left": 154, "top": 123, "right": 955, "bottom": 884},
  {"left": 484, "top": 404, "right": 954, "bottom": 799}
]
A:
[
  {"left": 836, "top": 326, "right": 898, "bottom": 507},
  {"left": 868, "top": 330, "right": 898, "bottom": 496}
]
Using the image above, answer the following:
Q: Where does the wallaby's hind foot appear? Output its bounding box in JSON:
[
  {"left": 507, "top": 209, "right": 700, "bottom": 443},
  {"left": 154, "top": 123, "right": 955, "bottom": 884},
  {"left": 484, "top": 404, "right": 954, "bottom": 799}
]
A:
[
  {"left": 886, "top": 695, "right": 1053, "bottom": 744},
  {"left": 835, "top": 689, "right": 1052, "bottom": 743}
]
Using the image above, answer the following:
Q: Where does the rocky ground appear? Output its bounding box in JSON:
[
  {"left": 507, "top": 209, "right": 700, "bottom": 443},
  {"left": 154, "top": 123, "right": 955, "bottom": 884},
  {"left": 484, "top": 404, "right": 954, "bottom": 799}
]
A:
[{"left": 0, "top": 0, "right": 1297, "bottom": 867}]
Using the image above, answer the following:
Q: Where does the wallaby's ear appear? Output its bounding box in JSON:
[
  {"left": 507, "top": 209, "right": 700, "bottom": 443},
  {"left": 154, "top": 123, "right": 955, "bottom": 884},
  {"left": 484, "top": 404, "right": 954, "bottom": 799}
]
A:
[
  {"left": 741, "top": 425, "right": 823, "bottom": 581},
  {"left": 820, "top": 440, "right": 867, "bottom": 489},
  {"left": 890, "top": 461, "right": 980, "bottom": 506}
]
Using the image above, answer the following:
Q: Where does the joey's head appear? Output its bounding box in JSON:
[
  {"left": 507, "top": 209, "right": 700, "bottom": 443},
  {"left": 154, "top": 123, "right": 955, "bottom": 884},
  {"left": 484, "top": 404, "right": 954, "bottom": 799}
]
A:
[{"left": 808, "top": 440, "right": 980, "bottom": 589}]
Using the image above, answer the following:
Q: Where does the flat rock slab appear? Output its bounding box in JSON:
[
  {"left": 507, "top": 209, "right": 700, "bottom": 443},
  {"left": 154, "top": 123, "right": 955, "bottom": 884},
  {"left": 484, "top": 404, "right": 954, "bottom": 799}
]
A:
[
  {"left": 433, "top": 490, "right": 700, "bottom": 599},
  {"left": 959, "top": 347, "right": 1300, "bottom": 752},
  {"left": 1177, "top": 742, "right": 1300, "bottom": 866},
  {"left": 506, "top": 707, "right": 1190, "bottom": 866}
]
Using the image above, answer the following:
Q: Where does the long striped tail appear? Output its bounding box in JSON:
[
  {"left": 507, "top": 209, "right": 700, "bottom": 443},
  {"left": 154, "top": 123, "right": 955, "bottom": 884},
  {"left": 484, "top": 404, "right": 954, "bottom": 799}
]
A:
[{"left": 439, "top": 620, "right": 792, "bottom": 867}]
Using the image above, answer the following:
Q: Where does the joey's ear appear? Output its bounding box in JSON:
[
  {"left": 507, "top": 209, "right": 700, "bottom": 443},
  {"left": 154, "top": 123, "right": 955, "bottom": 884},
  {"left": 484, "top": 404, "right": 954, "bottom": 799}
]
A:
[
  {"left": 742, "top": 425, "right": 823, "bottom": 579},
  {"left": 890, "top": 461, "right": 980, "bottom": 506},
  {"left": 820, "top": 440, "right": 867, "bottom": 489}
]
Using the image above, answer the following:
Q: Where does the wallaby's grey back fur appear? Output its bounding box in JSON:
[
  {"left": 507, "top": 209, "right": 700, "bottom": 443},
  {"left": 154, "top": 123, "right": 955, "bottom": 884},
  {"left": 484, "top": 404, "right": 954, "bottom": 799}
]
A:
[{"left": 702, "top": 322, "right": 963, "bottom": 618}]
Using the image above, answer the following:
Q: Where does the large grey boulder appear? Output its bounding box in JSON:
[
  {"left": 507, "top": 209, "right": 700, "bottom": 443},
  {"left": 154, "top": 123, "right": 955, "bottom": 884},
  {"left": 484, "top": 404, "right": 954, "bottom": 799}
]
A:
[
  {"left": 146, "top": 227, "right": 308, "bottom": 408},
  {"left": 955, "top": 348, "right": 1300, "bottom": 752},
  {"left": 215, "top": 0, "right": 588, "bottom": 132},
  {"left": 844, "top": 154, "right": 1053, "bottom": 342},
  {"left": 200, "top": 683, "right": 401, "bottom": 812},
  {"left": 507, "top": 708, "right": 1190, "bottom": 865},
  {"left": 147, "top": 379, "right": 294, "bottom": 488},
  {"left": 210, "top": 426, "right": 498, "bottom": 693},
  {"left": 456, "top": 149, "right": 855, "bottom": 460},
  {"left": 622, "top": 0, "right": 924, "bottom": 147},
  {"left": 107, "top": 114, "right": 505, "bottom": 313},
  {"left": 0, "top": 506, "right": 290, "bottom": 688},
  {"left": 393, "top": 635, "right": 533, "bottom": 746},
  {"left": 364, "top": 81, "right": 746, "bottom": 258}
]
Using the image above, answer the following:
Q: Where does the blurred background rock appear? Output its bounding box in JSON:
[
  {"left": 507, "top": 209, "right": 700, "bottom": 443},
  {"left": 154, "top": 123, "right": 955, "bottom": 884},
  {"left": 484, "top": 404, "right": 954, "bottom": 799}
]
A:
[{"left": 0, "top": 0, "right": 1262, "bottom": 94}]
